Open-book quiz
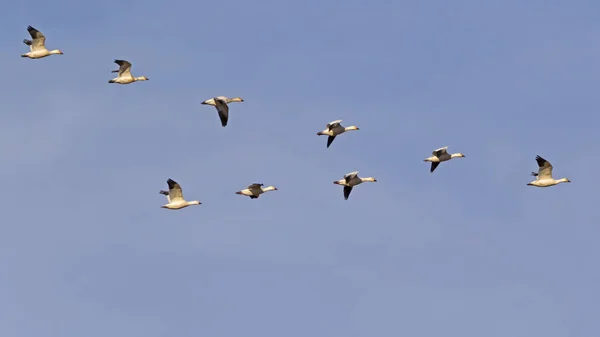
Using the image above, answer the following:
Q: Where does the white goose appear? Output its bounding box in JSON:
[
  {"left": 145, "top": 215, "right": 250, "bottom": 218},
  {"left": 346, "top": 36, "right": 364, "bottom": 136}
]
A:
[
  {"left": 159, "top": 178, "right": 201, "bottom": 209},
  {"left": 423, "top": 146, "right": 465, "bottom": 173},
  {"left": 527, "top": 155, "right": 571, "bottom": 187},
  {"left": 21, "top": 25, "right": 63, "bottom": 59},
  {"left": 235, "top": 183, "right": 278, "bottom": 199},
  {"left": 316, "top": 120, "right": 359, "bottom": 148},
  {"left": 108, "top": 59, "right": 149, "bottom": 84},
  {"left": 333, "top": 171, "right": 377, "bottom": 200},
  {"left": 201, "top": 96, "right": 244, "bottom": 127}
]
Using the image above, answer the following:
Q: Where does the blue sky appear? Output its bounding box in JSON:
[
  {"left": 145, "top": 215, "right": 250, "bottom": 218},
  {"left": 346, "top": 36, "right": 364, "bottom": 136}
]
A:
[{"left": 1, "top": 0, "right": 599, "bottom": 336}]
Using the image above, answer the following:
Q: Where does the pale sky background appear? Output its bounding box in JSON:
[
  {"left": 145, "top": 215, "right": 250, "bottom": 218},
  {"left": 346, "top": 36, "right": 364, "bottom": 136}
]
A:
[{"left": 1, "top": 0, "right": 599, "bottom": 336}]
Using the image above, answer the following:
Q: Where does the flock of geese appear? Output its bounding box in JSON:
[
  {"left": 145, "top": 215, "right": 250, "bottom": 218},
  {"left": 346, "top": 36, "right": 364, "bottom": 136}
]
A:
[{"left": 21, "top": 25, "right": 572, "bottom": 210}]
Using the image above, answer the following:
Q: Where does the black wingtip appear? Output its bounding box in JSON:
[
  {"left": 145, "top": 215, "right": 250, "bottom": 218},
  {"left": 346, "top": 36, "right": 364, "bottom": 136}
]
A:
[
  {"left": 430, "top": 162, "right": 439, "bottom": 173},
  {"left": 535, "top": 155, "right": 547, "bottom": 167},
  {"left": 326, "top": 136, "right": 335, "bottom": 148},
  {"left": 23, "top": 39, "right": 32, "bottom": 45}
]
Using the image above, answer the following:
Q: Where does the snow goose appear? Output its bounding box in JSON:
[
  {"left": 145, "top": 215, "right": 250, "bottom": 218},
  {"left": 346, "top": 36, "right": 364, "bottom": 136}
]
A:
[
  {"left": 527, "top": 155, "right": 571, "bottom": 187},
  {"left": 108, "top": 60, "right": 149, "bottom": 84},
  {"left": 21, "top": 25, "right": 63, "bottom": 59},
  {"left": 201, "top": 96, "right": 244, "bottom": 127},
  {"left": 333, "top": 171, "right": 377, "bottom": 200},
  {"left": 316, "top": 120, "right": 359, "bottom": 148},
  {"left": 423, "top": 146, "right": 465, "bottom": 173},
  {"left": 235, "top": 183, "right": 278, "bottom": 199},
  {"left": 159, "top": 178, "right": 201, "bottom": 209}
]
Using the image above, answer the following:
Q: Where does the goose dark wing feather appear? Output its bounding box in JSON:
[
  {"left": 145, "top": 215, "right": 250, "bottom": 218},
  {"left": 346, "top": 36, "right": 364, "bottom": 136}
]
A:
[
  {"left": 535, "top": 155, "right": 551, "bottom": 168},
  {"left": 27, "top": 26, "right": 45, "bottom": 39},
  {"left": 326, "top": 136, "right": 336, "bottom": 148},
  {"left": 343, "top": 186, "right": 353, "bottom": 200}
]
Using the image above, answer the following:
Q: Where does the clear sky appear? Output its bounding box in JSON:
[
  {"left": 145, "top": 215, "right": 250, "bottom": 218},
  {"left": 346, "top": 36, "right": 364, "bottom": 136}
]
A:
[{"left": 1, "top": 0, "right": 599, "bottom": 336}]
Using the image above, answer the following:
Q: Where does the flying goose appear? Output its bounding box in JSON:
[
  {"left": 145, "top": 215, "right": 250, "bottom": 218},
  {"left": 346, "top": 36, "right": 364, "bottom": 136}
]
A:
[
  {"left": 423, "top": 146, "right": 465, "bottom": 173},
  {"left": 235, "top": 183, "right": 278, "bottom": 199},
  {"left": 316, "top": 120, "right": 359, "bottom": 148},
  {"left": 201, "top": 96, "right": 244, "bottom": 127},
  {"left": 21, "top": 25, "right": 63, "bottom": 59},
  {"left": 333, "top": 171, "right": 377, "bottom": 200},
  {"left": 159, "top": 178, "right": 201, "bottom": 209},
  {"left": 527, "top": 155, "right": 571, "bottom": 187},
  {"left": 108, "top": 60, "right": 149, "bottom": 84}
]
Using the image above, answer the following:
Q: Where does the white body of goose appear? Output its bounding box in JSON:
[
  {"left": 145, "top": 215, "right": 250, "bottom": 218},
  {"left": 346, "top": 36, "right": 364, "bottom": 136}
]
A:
[
  {"left": 316, "top": 120, "right": 359, "bottom": 148},
  {"left": 108, "top": 59, "right": 149, "bottom": 84},
  {"left": 333, "top": 171, "right": 377, "bottom": 200},
  {"left": 201, "top": 96, "right": 244, "bottom": 127},
  {"left": 21, "top": 26, "right": 63, "bottom": 59},
  {"left": 236, "top": 183, "right": 278, "bottom": 199},
  {"left": 527, "top": 155, "right": 571, "bottom": 187},
  {"left": 423, "top": 146, "right": 465, "bottom": 173},
  {"left": 159, "top": 178, "right": 201, "bottom": 209}
]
